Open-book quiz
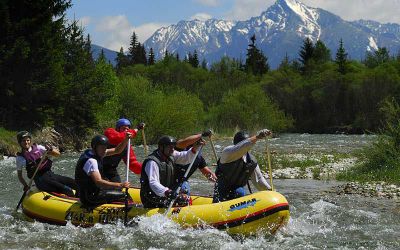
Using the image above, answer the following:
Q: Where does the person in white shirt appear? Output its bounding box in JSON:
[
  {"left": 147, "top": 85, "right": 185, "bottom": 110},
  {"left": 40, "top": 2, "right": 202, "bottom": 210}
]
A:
[
  {"left": 140, "top": 135, "right": 204, "bottom": 208},
  {"left": 212, "top": 129, "right": 272, "bottom": 203},
  {"left": 74, "top": 134, "right": 131, "bottom": 207}
]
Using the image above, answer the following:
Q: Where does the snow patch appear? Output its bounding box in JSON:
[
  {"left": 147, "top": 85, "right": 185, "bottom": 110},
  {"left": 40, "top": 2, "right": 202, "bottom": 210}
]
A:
[
  {"left": 368, "top": 36, "right": 378, "bottom": 51},
  {"left": 284, "top": 0, "right": 321, "bottom": 40}
]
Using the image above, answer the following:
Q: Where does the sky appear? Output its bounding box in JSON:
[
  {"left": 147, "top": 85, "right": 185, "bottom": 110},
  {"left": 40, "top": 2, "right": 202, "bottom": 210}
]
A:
[{"left": 66, "top": 0, "right": 400, "bottom": 51}]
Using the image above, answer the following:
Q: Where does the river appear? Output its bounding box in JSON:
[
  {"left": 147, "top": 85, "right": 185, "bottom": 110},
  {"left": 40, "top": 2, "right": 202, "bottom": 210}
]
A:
[{"left": 0, "top": 134, "right": 399, "bottom": 249}]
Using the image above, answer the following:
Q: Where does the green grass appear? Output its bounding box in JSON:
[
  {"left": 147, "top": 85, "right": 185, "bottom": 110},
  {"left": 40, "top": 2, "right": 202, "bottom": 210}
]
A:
[
  {"left": 0, "top": 127, "right": 19, "bottom": 156},
  {"left": 337, "top": 136, "right": 400, "bottom": 185}
]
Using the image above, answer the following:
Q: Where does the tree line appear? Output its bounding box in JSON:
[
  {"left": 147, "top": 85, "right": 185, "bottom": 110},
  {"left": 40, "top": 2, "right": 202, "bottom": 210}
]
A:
[{"left": 1, "top": 0, "right": 400, "bottom": 145}]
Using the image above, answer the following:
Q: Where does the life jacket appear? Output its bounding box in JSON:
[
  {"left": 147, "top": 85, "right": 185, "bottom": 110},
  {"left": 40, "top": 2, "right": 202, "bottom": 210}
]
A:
[
  {"left": 174, "top": 155, "right": 205, "bottom": 185},
  {"left": 215, "top": 153, "right": 258, "bottom": 195},
  {"left": 102, "top": 144, "right": 127, "bottom": 174},
  {"left": 140, "top": 150, "right": 176, "bottom": 208},
  {"left": 75, "top": 149, "right": 103, "bottom": 206},
  {"left": 17, "top": 144, "right": 52, "bottom": 178}
]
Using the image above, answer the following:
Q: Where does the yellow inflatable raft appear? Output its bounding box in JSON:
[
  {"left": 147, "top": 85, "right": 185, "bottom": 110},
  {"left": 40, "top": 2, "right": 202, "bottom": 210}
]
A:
[{"left": 22, "top": 187, "right": 289, "bottom": 235}]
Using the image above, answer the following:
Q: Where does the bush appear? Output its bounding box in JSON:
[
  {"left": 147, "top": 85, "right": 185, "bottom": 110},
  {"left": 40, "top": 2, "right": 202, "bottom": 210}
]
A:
[
  {"left": 337, "top": 97, "right": 400, "bottom": 184},
  {"left": 207, "top": 84, "right": 293, "bottom": 132},
  {"left": 117, "top": 76, "right": 205, "bottom": 143}
]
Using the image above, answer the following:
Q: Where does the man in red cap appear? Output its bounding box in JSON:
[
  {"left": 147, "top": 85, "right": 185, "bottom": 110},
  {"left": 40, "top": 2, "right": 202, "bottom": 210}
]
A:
[{"left": 103, "top": 118, "right": 145, "bottom": 182}]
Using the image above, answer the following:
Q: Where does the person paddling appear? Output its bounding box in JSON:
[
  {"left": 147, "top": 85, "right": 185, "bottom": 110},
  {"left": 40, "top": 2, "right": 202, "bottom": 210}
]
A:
[
  {"left": 16, "top": 131, "right": 77, "bottom": 197},
  {"left": 212, "top": 129, "right": 272, "bottom": 203},
  {"left": 174, "top": 130, "right": 217, "bottom": 195},
  {"left": 74, "top": 134, "right": 132, "bottom": 208},
  {"left": 140, "top": 135, "right": 205, "bottom": 208},
  {"left": 103, "top": 118, "right": 144, "bottom": 182}
]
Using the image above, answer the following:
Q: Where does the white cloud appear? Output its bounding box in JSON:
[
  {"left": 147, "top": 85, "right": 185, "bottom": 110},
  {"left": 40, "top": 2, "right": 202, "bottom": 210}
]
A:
[
  {"left": 134, "top": 22, "right": 168, "bottom": 43},
  {"left": 225, "top": 0, "right": 274, "bottom": 21},
  {"left": 93, "top": 15, "right": 167, "bottom": 51},
  {"left": 191, "top": 13, "right": 213, "bottom": 21},
  {"left": 302, "top": 0, "right": 400, "bottom": 24},
  {"left": 194, "top": 0, "right": 220, "bottom": 7},
  {"left": 78, "top": 16, "right": 91, "bottom": 27}
]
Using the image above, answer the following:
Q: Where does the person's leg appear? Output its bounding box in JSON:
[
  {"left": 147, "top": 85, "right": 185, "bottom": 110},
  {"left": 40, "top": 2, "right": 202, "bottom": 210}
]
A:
[{"left": 36, "top": 172, "right": 75, "bottom": 196}]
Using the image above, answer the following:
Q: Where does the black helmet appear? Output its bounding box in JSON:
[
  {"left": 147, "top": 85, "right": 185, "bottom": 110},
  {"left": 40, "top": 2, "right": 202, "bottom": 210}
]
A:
[
  {"left": 17, "top": 131, "right": 32, "bottom": 143},
  {"left": 91, "top": 135, "right": 109, "bottom": 149},
  {"left": 233, "top": 130, "right": 249, "bottom": 144},
  {"left": 158, "top": 135, "right": 177, "bottom": 147}
]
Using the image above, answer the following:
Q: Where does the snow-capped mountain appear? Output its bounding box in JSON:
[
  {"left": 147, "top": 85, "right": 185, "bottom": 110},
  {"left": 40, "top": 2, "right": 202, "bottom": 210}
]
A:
[{"left": 144, "top": 0, "right": 400, "bottom": 68}]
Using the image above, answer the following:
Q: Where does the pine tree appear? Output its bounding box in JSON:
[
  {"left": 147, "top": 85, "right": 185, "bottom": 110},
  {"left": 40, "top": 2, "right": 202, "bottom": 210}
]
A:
[
  {"left": 189, "top": 50, "right": 199, "bottom": 68},
  {"left": 244, "top": 34, "right": 269, "bottom": 75},
  {"left": 116, "top": 47, "right": 129, "bottom": 72},
  {"left": 313, "top": 40, "right": 331, "bottom": 63},
  {"left": 0, "top": 0, "right": 71, "bottom": 128},
  {"left": 176, "top": 53, "right": 180, "bottom": 61},
  {"left": 299, "top": 37, "right": 314, "bottom": 73},
  {"left": 148, "top": 47, "right": 155, "bottom": 65},
  {"left": 278, "top": 53, "right": 290, "bottom": 71},
  {"left": 128, "top": 31, "right": 138, "bottom": 65},
  {"left": 335, "top": 38, "right": 348, "bottom": 74}
]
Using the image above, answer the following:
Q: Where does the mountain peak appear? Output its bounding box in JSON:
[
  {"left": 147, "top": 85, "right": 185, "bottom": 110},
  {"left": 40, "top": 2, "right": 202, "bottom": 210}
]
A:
[{"left": 144, "top": 0, "right": 400, "bottom": 68}]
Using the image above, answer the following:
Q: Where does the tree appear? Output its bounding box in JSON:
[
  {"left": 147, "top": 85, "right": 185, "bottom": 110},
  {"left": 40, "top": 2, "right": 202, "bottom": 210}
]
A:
[
  {"left": 299, "top": 37, "right": 314, "bottom": 73},
  {"left": 116, "top": 47, "right": 129, "bottom": 73},
  {"left": 365, "top": 47, "right": 390, "bottom": 68},
  {"left": 313, "top": 40, "right": 331, "bottom": 63},
  {"left": 148, "top": 47, "right": 155, "bottom": 65},
  {"left": 188, "top": 50, "right": 199, "bottom": 68},
  {"left": 0, "top": 0, "right": 72, "bottom": 129},
  {"left": 244, "top": 34, "right": 269, "bottom": 75},
  {"left": 128, "top": 31, "right": 138, "bottom": 65},
  {"left": 335, "top": 38, "right": 348, "bottom": 74}
]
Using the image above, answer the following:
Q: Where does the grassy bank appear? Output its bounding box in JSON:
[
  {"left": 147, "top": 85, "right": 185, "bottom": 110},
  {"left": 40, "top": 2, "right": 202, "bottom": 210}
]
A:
[
  {"left": 337, "top": 98, "right": 400, "bottom": 185},
  {"left": 0, "top": 127, "right": 19, "bottom": 156}
]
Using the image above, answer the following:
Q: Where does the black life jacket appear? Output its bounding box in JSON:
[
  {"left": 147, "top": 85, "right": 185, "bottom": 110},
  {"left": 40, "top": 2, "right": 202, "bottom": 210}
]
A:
[
  {"left": 215, "top": 152, "right": 258, "bottom": 193},
  {"left": 102, "top": 144, "right": 127, "bottom": 174},
  {"left": 18, "top": 144, "right": 52, "bottom": 178},
  {"left": 75, "top": 149, "right": 103, "bottom": 206},
  {"left": 174, "top": 155, "right": 205, "bottom": 184},
  {"left": 140, "top": 150, "right": 176, "bottom": 208}
]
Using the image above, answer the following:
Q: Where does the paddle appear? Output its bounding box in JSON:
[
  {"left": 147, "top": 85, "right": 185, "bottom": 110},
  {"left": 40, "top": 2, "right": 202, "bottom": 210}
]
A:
[
  {"left": 142, "top": 127, "right": 148, "bottom": 156},
  {"left": 124, "top": 138, "right": 131, "bottom": 226},
  {"left": 165, "top": 144, "right": 204, "bottom": 215},
  {"left": 209, "top": 135, "right": 218, "bottom": 163},
  {"left": 16, "top": 151, "right": 48, "bottom": 211},
  {"left": 265, "top": 138, "right": 274, "bottom": 191}
]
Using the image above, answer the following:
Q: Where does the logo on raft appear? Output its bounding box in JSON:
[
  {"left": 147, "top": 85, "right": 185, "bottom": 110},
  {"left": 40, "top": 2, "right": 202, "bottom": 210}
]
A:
[{"left": 228, "top": 198, "right": 258, "bottom": 212}]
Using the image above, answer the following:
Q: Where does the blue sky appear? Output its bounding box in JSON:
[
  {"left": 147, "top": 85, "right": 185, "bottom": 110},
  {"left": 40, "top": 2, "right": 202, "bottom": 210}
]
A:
[{"left": 66, "top": 0, "right": 400, "bottom": 51}]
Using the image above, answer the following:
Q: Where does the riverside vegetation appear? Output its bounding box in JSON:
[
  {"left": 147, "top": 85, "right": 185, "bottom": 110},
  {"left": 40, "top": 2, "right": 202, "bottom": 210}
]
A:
[{"left": 1, "top": 1, "right": 400, "bottom": 192}]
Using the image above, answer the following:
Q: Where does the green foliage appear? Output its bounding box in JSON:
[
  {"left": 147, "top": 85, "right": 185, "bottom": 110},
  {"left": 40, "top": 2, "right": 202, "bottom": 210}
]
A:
[
  {"left": 338, "top": 98, "right": 400, "bottom": 184},
  {"left": 94, "top": 56, "right": 121, "bottom": 129},
  {"left": 335, "top": 38, "right": 348, "bottom": 74},
  {"left": 207, "top": 84, "right": 293, "bottom": 131},
  {"left": 245, "top": 35, "right": 269, "bottom": 75},
  {"left": 117, "top": 76, "right": 204, "bottom": 143},
  {"left": 0, "top": 0, "right": 71, "bottom": 129},
  {"left": 0, "top": 127, "right": 19, "bottom": 155}
]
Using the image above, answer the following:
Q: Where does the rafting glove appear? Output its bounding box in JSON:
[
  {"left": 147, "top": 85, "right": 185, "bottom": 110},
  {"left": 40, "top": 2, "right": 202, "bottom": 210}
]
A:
[
  {"left": 165, "top": 189, "right": 178, "bottom": 199},
  {"left": 256, "top": 129, "right": 271, "bottom": 139},
  {"left": 201, "top": 129, "right": 213, "bottom": 137},
  {"left": 175, "top": 194, "right": 189, "bottom": 206},
  {"left": 136, "top": 122, "right": 145, "bottom": 130}
]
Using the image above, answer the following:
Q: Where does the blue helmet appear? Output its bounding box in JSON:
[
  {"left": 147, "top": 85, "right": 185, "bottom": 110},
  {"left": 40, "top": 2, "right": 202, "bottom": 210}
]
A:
[{"left": 116, "top": 118, "right": 131, "bottom": 129}]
